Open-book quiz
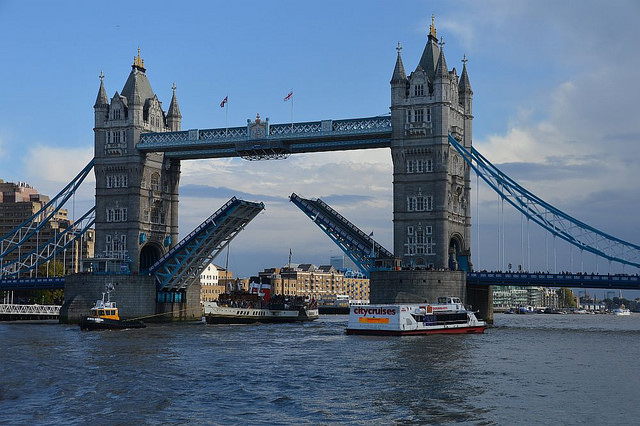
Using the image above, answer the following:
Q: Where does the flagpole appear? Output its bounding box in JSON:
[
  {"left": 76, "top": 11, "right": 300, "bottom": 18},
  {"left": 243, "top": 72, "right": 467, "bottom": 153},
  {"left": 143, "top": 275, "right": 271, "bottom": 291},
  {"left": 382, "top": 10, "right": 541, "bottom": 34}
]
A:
[
  {"left": 225, "top": 95, "right": 229, "bottom": 136},
  {"left": 290, "top": 89, "right": 294, "bottom": 131}
]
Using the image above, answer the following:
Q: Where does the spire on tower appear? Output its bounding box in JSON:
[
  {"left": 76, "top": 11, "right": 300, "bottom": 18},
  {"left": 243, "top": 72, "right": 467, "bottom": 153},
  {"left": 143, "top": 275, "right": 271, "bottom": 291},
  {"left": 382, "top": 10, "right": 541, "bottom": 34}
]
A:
[
  {"left": 459, "top": 54, "right": 472, "bottom": 93},
  {"left": 167, "top": 82, "right": 182, "bottom": 131},
  {"left": 167, "top": 82, "right": 182, "bottom": 119},
  {"left": 434, "top": 37, "right": 449, "bottom": 79},
  {"left": 94, "top": 70, "right": 109, "bottom": 108},
  {"left": 391, "top": 42, "right": 407, "bottom": 84}
]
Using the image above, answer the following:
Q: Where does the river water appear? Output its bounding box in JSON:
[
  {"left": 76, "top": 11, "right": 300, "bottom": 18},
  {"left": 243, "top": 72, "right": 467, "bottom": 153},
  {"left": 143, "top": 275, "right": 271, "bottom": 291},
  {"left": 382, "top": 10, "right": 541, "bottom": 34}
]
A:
[{"left": 1, "top": 313, "right": 638, "bottom": 425}]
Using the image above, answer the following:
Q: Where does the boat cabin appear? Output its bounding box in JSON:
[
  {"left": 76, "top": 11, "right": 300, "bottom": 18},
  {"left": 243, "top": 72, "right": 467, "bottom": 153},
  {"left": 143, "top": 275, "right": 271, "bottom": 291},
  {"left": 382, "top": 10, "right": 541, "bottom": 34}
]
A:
[{"left": 89, "top": 299, "right": 120, "bottom": 321}]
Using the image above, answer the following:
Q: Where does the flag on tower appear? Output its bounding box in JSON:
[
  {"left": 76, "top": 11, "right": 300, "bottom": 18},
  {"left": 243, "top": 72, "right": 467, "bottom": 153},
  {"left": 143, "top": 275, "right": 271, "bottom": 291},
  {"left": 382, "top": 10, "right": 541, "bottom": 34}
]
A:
[
  {"left": 220, "top": 96, "right": 228, "bottom": 108},
  {"left": 283, "top": 91, "right": 293, "bottom": 101}
]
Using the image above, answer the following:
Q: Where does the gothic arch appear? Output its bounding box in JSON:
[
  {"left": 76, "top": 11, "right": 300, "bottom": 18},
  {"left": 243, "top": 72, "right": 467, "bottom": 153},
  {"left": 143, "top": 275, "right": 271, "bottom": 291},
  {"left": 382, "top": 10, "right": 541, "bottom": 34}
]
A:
[
  {"left": 448, "top": 233, "right": 468, "bottom": 271},
  {"left": 139, "top": 242, "right": 163, "bottom": 272}
]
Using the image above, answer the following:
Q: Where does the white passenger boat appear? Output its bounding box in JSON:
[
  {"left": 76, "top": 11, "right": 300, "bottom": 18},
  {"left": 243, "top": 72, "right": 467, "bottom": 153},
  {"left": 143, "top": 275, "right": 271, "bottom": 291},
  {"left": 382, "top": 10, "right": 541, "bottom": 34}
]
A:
[{"left": 346, "top": 296, "right": 486, "bottom": 336}]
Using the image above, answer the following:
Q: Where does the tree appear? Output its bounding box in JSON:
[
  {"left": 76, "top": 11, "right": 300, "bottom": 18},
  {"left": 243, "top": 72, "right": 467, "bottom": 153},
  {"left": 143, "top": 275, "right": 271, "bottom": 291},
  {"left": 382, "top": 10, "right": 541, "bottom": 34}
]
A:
[
  {"left": 557, "top": 288, "right": 577, "bottom": 308},
  {"left": 25, "top": 260, "right": 66, "bottom": 304}
]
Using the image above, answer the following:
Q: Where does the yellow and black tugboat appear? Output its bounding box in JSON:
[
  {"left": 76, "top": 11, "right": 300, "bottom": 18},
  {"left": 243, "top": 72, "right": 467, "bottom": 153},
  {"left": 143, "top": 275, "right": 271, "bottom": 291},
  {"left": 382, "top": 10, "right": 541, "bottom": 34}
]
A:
[{"left": 79, "top": 284, "right": 146, "bottom": 331}]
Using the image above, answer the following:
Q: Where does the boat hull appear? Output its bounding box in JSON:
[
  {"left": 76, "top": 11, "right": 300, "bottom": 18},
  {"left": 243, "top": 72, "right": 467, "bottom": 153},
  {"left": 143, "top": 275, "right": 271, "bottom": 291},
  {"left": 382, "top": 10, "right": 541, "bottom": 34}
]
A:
[
  {"left": 204, "top": 305, "right": 319, "bottom": 324},
  {"left": 346, "top": 324, "right": 486, "bottom": 336},
  {"left": 80, "top": 316, "right": 146, "bottom": 331}
]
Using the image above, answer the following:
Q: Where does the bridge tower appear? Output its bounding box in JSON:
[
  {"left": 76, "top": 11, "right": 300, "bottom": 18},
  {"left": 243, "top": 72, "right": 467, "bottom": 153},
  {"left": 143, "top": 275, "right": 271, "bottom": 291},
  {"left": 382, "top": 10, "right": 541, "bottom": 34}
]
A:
[
  {"left": 93, "top": 50, "right": 181, "bottom": 274},
  {"left": 390, "top": 17, "right": 473, "bottom": 271},
  {"left": 371, "top": 17, "right": 487, "bottom": 317}
]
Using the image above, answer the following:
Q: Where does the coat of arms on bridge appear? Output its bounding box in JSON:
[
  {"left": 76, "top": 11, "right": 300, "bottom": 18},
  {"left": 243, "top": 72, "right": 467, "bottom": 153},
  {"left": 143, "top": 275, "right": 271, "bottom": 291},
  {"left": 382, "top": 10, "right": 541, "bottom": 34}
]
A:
[
  {"left": 237, "top": 113, "right": 290, "bottom": 160},
  {"left": 248, "top": 113, "right": 269, "bottom": 139}
]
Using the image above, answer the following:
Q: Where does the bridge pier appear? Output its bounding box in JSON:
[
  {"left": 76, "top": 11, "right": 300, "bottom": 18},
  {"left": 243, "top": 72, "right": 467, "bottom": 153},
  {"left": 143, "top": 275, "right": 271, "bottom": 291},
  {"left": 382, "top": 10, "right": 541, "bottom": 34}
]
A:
[
  {"left": 59, "top": 274, "right": 201, "bottom": 323},
  {"left": 370, "top": 270, "right": 466, "bottom": 304},
  {"left": 369, "top": 270, "right": 493, "bottom": 324},
  {"left": 466, "top": 283, "right": 493, "bottom": 324}
]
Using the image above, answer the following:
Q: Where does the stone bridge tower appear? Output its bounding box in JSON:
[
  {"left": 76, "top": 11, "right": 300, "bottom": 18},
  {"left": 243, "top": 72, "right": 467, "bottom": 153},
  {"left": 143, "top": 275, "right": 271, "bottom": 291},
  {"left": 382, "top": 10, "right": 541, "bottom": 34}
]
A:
[
  {"left": 93, "top": 50, "right": 181, "bottom": 274},
  {"left": 370, "top": 17, "right": 488, "bottom": 318},
  {"left": 390, "top": 17, "right": 473, "bottom": 271}
]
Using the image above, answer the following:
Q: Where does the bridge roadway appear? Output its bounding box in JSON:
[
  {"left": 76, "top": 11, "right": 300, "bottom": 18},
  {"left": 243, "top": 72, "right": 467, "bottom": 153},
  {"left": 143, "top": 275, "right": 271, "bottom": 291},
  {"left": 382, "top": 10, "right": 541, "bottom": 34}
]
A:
[
  {"left": 2, "top": 272, "right": 640, "bottom": 291},
  {"left": 468, "top": 271, "right": 640, "bottom": 290},
  {"left": 137, "top": 116, "right": 393, "bottom": 159}
]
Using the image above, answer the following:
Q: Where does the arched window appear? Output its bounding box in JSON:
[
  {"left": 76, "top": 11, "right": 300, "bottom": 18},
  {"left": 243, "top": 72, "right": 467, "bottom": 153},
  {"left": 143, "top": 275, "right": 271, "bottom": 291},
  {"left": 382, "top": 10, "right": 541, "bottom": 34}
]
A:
[{"left": 151, "top": 173, "right": 160, "bottom": 191}]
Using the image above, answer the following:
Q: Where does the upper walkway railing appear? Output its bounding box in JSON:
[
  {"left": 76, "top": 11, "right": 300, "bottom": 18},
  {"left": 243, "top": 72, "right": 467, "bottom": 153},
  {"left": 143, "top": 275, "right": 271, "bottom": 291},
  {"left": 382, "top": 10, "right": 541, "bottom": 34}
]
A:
[{"left": 137, "top": 116, "right": 392, "bottom": 160}]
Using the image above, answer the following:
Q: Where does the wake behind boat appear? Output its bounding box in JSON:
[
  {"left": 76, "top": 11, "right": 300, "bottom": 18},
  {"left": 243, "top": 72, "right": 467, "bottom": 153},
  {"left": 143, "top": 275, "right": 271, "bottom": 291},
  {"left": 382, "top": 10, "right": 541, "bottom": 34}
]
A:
[
  {"left": 203, "top": 281, "right": 319, "bottom": 324},
  {"left": 346, "top": 296, "right": 486, "bottom": 336}
]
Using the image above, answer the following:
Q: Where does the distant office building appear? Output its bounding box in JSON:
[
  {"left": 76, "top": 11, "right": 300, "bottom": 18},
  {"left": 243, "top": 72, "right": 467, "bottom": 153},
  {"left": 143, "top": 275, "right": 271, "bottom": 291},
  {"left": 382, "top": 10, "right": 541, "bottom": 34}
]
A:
[
  {"left": 0, "top": 181, "right": 94, "bottom": 277},
  {"left": 329, "top": 254, "right": 358, "bottom": 272}
]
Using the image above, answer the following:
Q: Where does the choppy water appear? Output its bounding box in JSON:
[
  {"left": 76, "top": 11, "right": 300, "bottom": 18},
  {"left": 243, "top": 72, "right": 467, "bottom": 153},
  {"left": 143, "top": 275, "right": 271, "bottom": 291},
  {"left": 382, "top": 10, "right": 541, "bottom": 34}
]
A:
[{"left": 1, "top": 313, "right": 639, "bottom": 425}]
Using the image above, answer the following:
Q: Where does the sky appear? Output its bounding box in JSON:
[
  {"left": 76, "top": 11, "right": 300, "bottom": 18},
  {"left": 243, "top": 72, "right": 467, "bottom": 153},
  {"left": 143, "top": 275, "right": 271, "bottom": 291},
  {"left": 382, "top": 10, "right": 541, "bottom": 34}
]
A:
[{"left": 1, "top": 0, "right": 639, "bottom": 288}]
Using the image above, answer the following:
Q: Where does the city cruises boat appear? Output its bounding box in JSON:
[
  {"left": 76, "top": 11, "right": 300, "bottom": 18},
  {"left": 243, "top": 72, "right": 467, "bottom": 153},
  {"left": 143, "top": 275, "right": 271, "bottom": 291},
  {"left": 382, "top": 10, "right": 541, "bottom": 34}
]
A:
[
  {"left": 346, "top": 296, "right": 487, "bottom": 336},
  {"left": 203, "top": 281, "right": 319, "bottom": 324},
  {"left": 79, "top": 285, "right": 146, "bottom": 331}
]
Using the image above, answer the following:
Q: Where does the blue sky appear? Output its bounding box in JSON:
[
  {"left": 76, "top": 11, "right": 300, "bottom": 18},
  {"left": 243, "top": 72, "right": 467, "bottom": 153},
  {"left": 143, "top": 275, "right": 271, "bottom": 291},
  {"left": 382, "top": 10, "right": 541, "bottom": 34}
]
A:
[{"left": 1, "top": 1, "right": 639, "bottom": 286}]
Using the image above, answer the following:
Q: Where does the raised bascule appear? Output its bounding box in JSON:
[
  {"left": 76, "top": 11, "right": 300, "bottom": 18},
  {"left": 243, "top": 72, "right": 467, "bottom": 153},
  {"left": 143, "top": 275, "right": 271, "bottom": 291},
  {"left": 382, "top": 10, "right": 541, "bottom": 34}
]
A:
[{"left": 2, "top": 18, "right": 640, "bottom": 323}]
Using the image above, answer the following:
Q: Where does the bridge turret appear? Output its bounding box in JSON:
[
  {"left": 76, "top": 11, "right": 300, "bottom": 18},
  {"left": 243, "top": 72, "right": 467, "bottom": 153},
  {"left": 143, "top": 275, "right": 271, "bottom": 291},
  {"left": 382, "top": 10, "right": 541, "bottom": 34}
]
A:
[
  {"left": 93, "top": 71, "right": 109, "bottom": 127},
  {"left": 458, "top": 57, "right": 473, "bottom": 149},
  {"left": 166, "top": 83, "right": 182, "bottom": 132},
  {"left": 390, "top": 42, "right": 408, "bottom": 139}
]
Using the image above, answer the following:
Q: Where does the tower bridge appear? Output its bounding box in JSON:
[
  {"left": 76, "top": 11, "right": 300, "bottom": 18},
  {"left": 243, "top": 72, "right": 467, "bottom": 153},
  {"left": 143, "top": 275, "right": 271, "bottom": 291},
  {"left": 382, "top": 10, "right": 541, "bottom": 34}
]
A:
[{"left": 2, "top": 18, "right": 639, "bottom": 323}]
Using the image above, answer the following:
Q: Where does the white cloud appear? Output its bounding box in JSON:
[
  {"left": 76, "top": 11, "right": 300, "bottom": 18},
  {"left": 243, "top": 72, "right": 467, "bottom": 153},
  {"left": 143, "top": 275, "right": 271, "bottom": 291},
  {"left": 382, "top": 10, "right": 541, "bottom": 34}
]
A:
[
  {"left": 177, "top": 148, "right": 395, "bottom": 275},
  {"left": 23, "top": 145, "right": 95, "bottom": 198}
]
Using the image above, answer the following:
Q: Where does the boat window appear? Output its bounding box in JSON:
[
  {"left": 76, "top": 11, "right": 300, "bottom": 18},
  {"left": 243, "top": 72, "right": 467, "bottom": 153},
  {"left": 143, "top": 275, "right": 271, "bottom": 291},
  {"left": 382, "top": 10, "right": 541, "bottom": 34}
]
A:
[{"left": 98, "top": 310, "right": 105, "bottom": 316}]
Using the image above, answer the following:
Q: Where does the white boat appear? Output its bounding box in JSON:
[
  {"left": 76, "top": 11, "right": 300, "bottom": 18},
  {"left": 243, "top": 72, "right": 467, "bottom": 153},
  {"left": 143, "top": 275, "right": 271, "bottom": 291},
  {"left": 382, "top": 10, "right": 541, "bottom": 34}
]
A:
[
  {"left": 612, "top": 305, "right": 631, "bottom": 316},
  {"left": 346, "top": 296, "right": 487, "bottom": 336},
  {"left": 203, "top": 281, "right": 319, "bottom": 324}
]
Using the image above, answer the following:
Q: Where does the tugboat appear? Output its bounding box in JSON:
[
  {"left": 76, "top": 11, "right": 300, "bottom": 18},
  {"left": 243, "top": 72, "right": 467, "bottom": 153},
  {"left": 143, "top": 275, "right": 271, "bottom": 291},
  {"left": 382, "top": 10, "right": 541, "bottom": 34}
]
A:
[
  {"left": 346, "top": 296, "right": 486, "bottom": 336},
  {"left": 79, "top": 284, "right": 146, "bottom": 331},
  {"left": 203, "top": 280, "right": 319, "bottom": 324}
]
